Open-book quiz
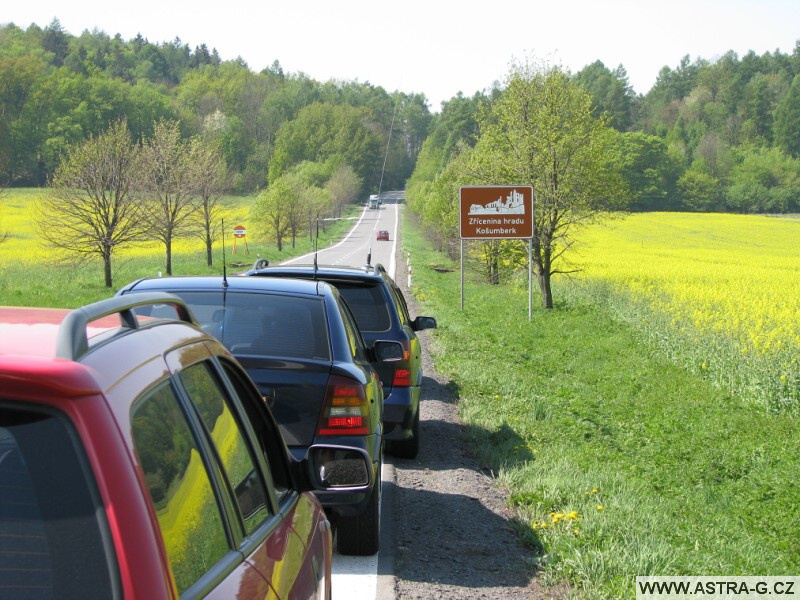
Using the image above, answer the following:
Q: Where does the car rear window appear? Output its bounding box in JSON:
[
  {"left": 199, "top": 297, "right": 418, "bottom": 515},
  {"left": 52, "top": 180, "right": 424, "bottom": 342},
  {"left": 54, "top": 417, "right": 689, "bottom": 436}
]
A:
[
  {"left": 0, "top": 404, "right": 119, "bottom": 599},
  {"left": 173, "top": 292, "right": 331, "bottom": 361},
  {"left": 336, "top": 284, "right": 391, "bottom": 333}
]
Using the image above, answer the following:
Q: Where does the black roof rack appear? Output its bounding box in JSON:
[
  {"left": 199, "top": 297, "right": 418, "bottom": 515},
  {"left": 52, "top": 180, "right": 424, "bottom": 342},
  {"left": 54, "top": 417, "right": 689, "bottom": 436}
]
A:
[{"left": 56, "top": 292, "right": 194, "bottom": 361}]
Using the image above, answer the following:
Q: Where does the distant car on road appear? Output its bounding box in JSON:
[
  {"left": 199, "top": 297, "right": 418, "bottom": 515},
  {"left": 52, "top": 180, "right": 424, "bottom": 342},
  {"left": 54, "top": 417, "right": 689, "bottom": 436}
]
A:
[
  {"left": 0, "top": 293, "right": 371, "bottom": 598},
  {"left": 376, "top": 230, "right": 390, "bottom": 241},
  {"left": 118, "top": 276, "right": 403, "bottom": 556},
  {"left": 245, "top": 261, "right": 437, "bottom": 459}
]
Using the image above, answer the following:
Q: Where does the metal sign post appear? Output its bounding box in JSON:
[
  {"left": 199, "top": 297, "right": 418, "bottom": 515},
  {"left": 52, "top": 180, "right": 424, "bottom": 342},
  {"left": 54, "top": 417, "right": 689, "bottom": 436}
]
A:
[
  {"left": 232, "top": 225, "right": 248, "bottom": 254},
  {"left": 529, "top": 239, "right": 533, "bottom": 321},
  {"left": 460, "top": 239, "right": 465, "bottom": 311}
]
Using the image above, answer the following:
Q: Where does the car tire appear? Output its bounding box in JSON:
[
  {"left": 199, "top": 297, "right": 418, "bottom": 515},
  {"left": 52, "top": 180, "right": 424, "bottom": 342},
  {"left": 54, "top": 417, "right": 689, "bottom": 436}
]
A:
[
  {"left": 336, "top": 476, "right": 381, "bottom": 556},
  {"left": 389, "top": 409, "right": 419, "bottom": 459}
]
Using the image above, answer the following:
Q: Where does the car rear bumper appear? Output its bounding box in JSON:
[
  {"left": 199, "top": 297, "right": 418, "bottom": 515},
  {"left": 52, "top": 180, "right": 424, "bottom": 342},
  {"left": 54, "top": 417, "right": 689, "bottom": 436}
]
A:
[{"left": 381, "top": 385, "right": 419, "bottom": 441}]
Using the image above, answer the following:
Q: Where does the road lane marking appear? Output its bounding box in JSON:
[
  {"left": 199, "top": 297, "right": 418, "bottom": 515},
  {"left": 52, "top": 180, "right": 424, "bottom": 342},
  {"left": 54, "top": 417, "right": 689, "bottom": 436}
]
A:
[{"left": 283, "top": 205, "right": 370, "bottom": 265}]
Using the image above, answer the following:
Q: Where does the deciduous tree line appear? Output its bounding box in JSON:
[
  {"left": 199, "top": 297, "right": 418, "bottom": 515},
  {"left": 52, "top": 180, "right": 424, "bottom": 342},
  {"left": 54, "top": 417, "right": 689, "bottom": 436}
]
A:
[
  {"left": 36, "top": 119, "right": 229, "bottom": 287},
  {"left": 37, "top": 117, "right": 364, "bottom": 287},
  {"left": 407, "top": 50, "right": 800, "bottom": 307},
  {"left": 0, "top": 20, "right": 429, "bottom": 193}
]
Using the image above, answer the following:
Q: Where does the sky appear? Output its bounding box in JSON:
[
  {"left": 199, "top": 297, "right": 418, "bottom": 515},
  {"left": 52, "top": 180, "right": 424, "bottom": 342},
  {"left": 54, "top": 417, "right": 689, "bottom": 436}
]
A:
[{"left": 4, "top": 0, "right": 799, "bottom": 111}]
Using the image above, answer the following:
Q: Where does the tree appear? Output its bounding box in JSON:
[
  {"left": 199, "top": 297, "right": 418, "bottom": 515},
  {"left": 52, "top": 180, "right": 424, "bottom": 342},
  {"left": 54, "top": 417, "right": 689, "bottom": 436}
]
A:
[
  {"left": 325, "top": 164, "right": 362, "bottom": 217},
  {"left": 187, "top": 136, "right": 229, "bottom": 266},
  {"left": 677, "top": 167, "right": 720, "bottom": 211},
  {"left": 251, "top": 175, "right": 297, "bottom": 251},
  {"left": 0, "top": 55, "right": 48, "bottom": 184},
  {"left": 35, "top": 120, "right": 146, "bottom": 287},
  {"left": 303, "top": 184, "right": 332, "bottom": 241},
  {"left": 774, "top": 75, "right": 800, "bottom": 157},
  {"left": 573, "top": 60, "right": 635, "bottom": 131},
  {"left": 283, "top": 173, "right": 308, "bottom": 248},
  {"left": 140, "top": 120, "right": 197, "bottom": 275},
  {"left": 0, "top": 187, "right": 8, "bottom": 245},
  {"left": 724, "top": 146, "right": 800, "bottom": 212},
  {"left": 468, "top": 62, "right": 626, "bottom": 308},
  {"left": 608, "top": 131, "right": 679, "bottom": 210},
  {"left": 41, "top": 19, "right": 69, "bottom": 67},
  {"left": 268, "top": 102, "right": 383, "bottom": 190}
]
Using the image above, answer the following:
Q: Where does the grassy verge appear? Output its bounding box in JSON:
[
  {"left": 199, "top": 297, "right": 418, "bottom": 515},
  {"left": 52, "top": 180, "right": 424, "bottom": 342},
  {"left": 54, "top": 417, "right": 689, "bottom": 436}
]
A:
[
  {"left": 401, "top": 216, "right": 799, "bottom": 598},
  {"left": 0, "top": 189, "right": 360, "bottom": 307}
]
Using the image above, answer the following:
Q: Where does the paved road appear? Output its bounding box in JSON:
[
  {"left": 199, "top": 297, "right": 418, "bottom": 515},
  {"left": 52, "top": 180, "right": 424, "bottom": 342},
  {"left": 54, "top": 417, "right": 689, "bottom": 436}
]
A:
[
  {"left": 281, "top": 192, "right": 405, "bottom": 600},
  {"left": 283, "top": 190, "right": 403, "bottom": 275}
]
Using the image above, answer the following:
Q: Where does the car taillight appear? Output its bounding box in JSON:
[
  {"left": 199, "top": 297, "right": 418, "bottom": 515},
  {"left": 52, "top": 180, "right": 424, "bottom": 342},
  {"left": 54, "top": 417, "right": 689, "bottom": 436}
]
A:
[
  {"left": 392, "top": 340, "right": 412, "bottom": 387},
  {"left": 393, "top": 368, "right": 412, "bottom": 387},
  {"left": 318, "top": 375, "right": 370, "bottom": 435}
]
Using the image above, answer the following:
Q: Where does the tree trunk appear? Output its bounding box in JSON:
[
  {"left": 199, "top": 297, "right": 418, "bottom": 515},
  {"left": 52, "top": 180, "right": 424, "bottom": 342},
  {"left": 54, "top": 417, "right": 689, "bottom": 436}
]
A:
[
  {"left": 103, "top": 247, "right": 113, "bottom": 288},
  {"left": 537, "top": 270, "right": 553, "bottom": 309},
  {"left": 205, "top": 223, "right": 213, "bottom": 266},
  {"left": 165, "top": 231, "right": 173, "bottom": 275}
]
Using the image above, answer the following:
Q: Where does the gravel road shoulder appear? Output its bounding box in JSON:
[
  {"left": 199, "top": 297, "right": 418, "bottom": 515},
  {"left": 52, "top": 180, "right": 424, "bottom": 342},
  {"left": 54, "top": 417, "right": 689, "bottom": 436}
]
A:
[{"left": 386, "top": 252, "right": 567, "bottom": 600}]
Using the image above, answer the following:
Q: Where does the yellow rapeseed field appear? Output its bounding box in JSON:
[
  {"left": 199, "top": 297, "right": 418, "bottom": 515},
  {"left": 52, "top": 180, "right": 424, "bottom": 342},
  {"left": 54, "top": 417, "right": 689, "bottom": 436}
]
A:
[
  {"left": 572, "top": 212, "right": 800, "bottom": 410},
  {"left": 0, "top": 188, "right": 239, "bottom": 265}
]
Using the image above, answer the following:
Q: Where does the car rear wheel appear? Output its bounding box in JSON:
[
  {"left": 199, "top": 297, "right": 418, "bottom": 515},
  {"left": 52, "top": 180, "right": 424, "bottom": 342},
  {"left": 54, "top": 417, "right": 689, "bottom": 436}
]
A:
[{"left": 336, "top": 476, "right": 381, "bottom": 556}]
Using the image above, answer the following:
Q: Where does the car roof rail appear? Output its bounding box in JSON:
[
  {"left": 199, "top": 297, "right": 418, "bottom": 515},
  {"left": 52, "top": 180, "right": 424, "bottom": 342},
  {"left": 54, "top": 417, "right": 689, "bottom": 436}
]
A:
[{"left": 56, "top": 292, "right": 195, "bottom": 361}]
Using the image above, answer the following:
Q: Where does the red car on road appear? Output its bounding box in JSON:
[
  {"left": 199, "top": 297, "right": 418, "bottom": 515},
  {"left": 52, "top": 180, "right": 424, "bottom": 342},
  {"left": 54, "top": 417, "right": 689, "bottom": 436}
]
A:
[
  {"left": 0, "top": 294, "right": 370, "bottom": 599},
  {"left": 376, "top": 230, "right": 389, "bottom": 241}
]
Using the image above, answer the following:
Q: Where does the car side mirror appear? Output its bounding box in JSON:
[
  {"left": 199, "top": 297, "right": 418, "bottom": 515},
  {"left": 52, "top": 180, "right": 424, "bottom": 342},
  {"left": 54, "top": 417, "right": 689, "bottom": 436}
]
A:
[
  {"left": 306, "top": 445, "right": 372, "bottom": 490},
  {"left": 372, "top": 340, "right": 404, "bottom": 362},
  {"left": 412, "top": 316, "right": 437, "bottom": 331}
]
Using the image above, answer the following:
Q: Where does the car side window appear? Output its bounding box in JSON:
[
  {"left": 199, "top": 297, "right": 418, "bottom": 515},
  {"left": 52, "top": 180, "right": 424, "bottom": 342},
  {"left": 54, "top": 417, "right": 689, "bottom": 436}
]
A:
[
  {"left": 388, "top": 284, "right": 410, "bottom": 325},
  {"left": 179, "top": 362, "right": 271, "bottom": 535},
  {"left": 218, "top": 358, "right": 290, "bottom": 501},
  {"left": 338, "top": 300, "right": 367, "bottom": 362},
  {"left": 131, "top": 381, "right": 230, "bottom": 595}
]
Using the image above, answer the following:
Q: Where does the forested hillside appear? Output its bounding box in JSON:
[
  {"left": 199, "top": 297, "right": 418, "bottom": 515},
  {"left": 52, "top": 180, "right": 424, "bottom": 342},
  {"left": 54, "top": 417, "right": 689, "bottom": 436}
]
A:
[
  {"left": 411, "top": 43, "right": 800, "bottom": 220},
  {"left": 0, "top": 19, "right": 430, "bottom": 192},
  {"left": 2, "top": 18, "right": 800, "bottom": 218}
]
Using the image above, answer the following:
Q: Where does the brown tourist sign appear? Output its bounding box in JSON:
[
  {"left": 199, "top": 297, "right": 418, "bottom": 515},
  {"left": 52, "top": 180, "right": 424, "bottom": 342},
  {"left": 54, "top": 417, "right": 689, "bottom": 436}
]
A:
[{"left": 459, "top": 186, "right": 534, "bottom": 239}]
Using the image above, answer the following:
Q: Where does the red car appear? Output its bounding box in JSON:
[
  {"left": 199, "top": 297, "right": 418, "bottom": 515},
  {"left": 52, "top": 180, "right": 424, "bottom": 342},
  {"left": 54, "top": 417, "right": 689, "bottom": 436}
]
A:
[
  {"left": 376, "top": 230, "right": 389, "bottom": 241},
  {"left": 0, "top": 294, "right": 370, "bottom": 599}
]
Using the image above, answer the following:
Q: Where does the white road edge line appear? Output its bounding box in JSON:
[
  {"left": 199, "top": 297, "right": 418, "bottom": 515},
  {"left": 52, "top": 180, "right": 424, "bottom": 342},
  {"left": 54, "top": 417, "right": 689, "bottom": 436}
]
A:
[{"left": 283, "top": 205, "right": 370, "bottom": 265}]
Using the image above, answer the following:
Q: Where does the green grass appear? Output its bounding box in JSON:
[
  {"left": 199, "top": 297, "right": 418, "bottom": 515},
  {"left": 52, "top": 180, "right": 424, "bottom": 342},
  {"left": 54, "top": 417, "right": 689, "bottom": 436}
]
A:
[
  {"left": 0, "top": 189, "right": 360, "bottom": 307},
  {"left": 401, "top": 217, "right": 800, "bottom": 598}
]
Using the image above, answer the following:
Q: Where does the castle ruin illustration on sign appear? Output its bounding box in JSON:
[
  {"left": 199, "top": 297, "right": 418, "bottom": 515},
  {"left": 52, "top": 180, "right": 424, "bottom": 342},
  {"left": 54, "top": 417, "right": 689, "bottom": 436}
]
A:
[{"left": 468, "top": 189, "right": 526, "bottom": 215}]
